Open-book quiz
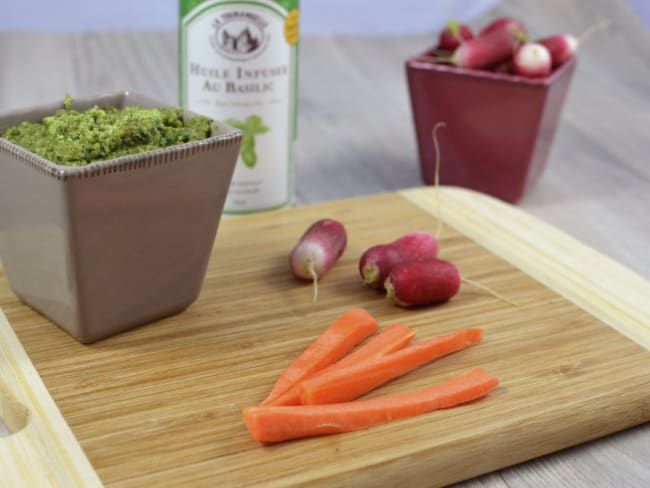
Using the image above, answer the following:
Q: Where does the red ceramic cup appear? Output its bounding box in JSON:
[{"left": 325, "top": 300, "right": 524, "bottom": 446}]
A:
[{"left": 406, "top": 52, "right": 576, "bottom": 203}]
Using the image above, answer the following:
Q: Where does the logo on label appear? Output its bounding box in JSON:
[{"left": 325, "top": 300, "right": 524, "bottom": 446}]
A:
[{"left": 210, "top": 11, "right": 268, "bottom": 61}]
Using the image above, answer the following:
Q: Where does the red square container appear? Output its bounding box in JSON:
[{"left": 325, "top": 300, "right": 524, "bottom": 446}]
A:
[{"left": 406, "top": 54, "right": 576, "bottom": 203}]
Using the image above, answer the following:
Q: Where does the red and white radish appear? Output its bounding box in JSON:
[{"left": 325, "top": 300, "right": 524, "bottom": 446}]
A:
[
  {"left": 512, "top": 42, "right": 552, "bottom": 78},
  {"left": 359, "top": 231, "right": 439, "bottom": 290},
  {"left": 537, "top": 34, "right": 577, "bottom": 67},
  {"left": 290, "top": 219, "right": 347, "bottom": 302},
  {"left": 438, "top": 18, "right": 474, "bottom": 51},
  {"left": 385, "top": 259, "right": 518, "bottom": 308},
  {"left": 385, "top": 259, "right": 461, "bottom": 307},
  {"left": 538, "top": 19, "right": 610, "bottom": 67},
  {"left": 479, "top": 17, "right": 527, "bottom": 39},
  {"left": 450, "top": 27, "right": 521, "bottom": 70}
]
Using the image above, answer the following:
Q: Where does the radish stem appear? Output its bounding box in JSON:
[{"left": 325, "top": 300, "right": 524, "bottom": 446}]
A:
[
  {"left": 447, "top": 18, "right": 463, "bottom": 44},
  {"left": 507, "top": 25, "right": 528, "bottom": 43},
  {"left": 431, "top": 122, "right": 446, "bottom": 239},
  {"left": 577, "top": 18, "right": 611, "bottom": 44}
]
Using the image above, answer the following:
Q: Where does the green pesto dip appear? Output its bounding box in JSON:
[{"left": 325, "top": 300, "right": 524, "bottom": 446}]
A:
[{"left": 2, "top": 95, "right": 213, "bottom": 166}]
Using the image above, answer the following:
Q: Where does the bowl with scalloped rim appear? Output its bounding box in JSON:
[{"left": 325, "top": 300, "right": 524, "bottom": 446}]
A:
[{"left": 0, "top": 91, "right": 242, "bottom": 343}]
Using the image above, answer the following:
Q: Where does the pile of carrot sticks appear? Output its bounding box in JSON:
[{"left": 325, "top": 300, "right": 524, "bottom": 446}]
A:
[{"left": 244, "top": 308, "right": 498, "bottom": 443}]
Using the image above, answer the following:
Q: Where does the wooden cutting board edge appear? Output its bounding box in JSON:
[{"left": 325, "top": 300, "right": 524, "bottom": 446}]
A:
[
  {"left": 1, "top": 185, "right": 649, "bottom": 487},
  {"left": 0, "top": 306, "right": 103, "bottom": 487},
  {"left": 400, "top": 186, "right": 650, "bottom": 351}
]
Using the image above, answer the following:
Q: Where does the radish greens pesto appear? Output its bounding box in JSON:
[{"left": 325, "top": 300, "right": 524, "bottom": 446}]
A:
[{"left": 2, "top": 95, "right": 213, "bottom": 166}]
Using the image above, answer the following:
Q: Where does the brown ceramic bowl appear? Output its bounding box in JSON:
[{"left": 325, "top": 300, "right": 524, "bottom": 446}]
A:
[
  {"left": 0, "top": 91, "right": 242, "bottom": 343},
  {"left": 406, "top": 53, "right": 576, "bottom": 203}
]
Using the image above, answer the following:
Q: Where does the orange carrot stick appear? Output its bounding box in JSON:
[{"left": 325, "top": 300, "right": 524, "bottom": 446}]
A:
[
  {"left": 260, "top": 308, "right": 378, "bottom": 406},
  {"left": 269, "top": 324, "right": 416, "bottom": 406},
  {"left": 300, "top": 328, "right": 482, "bottom": 405},
  {"left": 245, "top": 368, "right": 498, "bottom": 442}
]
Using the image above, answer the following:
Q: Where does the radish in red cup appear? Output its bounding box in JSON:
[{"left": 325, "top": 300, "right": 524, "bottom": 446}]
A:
[
  {"left": 479, "top": 17, "right": 527, "bottom": 38},
  {"left": 438, "top": 18, "right": 473, "bottom": 51},
  {"left": 290, "top": 219, "right": 347, "bottom": 302},
  {"left": 513, "top": 42, "right": 552, "bottom": 78},
  {"left": 537, "top": 19, "right": 610, "bottom": 67},
  {"left": 537, "top": 35, "right": 577, "bottom": 67},
  {"left": 450, "top": 27, "right": 522, "bottom": 70}
]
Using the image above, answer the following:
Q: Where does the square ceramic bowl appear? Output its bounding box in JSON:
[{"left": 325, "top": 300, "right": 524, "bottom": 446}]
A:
[
  {"left": 0, "top": 91, "right": 242, "bottom": 343},
  {"left": 406, "top": 54, "right": 576, "bottom": 203}
]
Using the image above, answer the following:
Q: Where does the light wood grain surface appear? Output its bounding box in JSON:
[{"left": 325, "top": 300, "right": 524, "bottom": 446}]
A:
[
  {"left": 0, "top": 309, "right": 102, "bottom": 487},
  {"left": 1, "top": 0, "right": 649, "bottom": 486},
  {"left": 1, "top": 188, "right": 649, "bottom": 487}
]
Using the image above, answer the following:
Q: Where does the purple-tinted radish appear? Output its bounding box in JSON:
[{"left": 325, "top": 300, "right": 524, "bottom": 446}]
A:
[
  {"left": 512, "top": 42, "right": 552, "bottom": 78},
  {"left": 450, "top": 27, "right": 521, "bottom": 69},
  {"left": 479, "top": 17, "right": 527, "bottom": 38},
  {"left": 385, "top": 259, "right": 461, "bottom": 307},
  {"left": 438, "top": 18, "right": 474, "bottom": 51},
  {"left": 359, "top": 231, "right": 439, "bottom": 289},
  {"left": 538, "top": 34, "right": 578, "bottom": 66},
  {"left": 290, "top": 219, "right": 347, "bottom": 302}
]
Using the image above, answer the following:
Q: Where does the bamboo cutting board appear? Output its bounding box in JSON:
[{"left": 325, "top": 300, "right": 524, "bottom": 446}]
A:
[{"left": 1, "top": 187, "right": 649, "bottom": 487}]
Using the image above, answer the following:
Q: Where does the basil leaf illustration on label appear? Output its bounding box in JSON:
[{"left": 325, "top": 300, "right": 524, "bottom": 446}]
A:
[{"left": 226, "top": 115, "right": 270, "bottom": 169}]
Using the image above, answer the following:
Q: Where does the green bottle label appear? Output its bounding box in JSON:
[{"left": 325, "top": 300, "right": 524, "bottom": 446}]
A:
[{"left": 179, "top": 0, "right": 299, "bottom": 213}]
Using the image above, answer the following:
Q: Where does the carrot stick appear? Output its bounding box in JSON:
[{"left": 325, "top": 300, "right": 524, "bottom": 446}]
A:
[
  {"left": 300, "top": 328, "right": 482, "bottom": 405},
  {"left": 260, "top": 308, "right": 378, "bottom": 406},
  {"left": 244, "top": 368, "right": 498, "bottom": 442},
  {"left": 328, "top": 323, "right": 416, "bottom": 368},
  {"left": 268, "top": 324, "right": 416, "bottom": 406}
]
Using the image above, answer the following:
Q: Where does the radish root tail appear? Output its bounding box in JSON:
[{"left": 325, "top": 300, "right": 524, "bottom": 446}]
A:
[
  {"left": 307, "top": 258, "right": 319, "bottom": 303},
  {"left": 577, "top": 18, "right": 612, "bottom": 45},
  {"left": 431, "top": 121, "right": 446, "bottom": 239},
  {"left": 461, "top": 278, "right": 519, "bottom": 306}
]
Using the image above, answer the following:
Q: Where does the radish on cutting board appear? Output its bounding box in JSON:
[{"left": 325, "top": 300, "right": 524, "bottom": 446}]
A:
[
  {"left": 290, "top": 219, "right": 347, "bottom": 302},
  {"left": 385, "top": 259, "right": 517, "bottom": 308},
  {"left": 385, "top": 259, "right": 461, "bottom": 307},
  {"left": 359, "top": 231, "right": 439, "bottom": 289}
]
